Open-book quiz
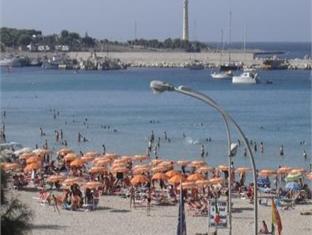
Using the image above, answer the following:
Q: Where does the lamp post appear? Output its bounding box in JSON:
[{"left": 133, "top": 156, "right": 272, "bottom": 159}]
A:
[{"left": 150, "top": 80, "right": 258, "bottom": 235}]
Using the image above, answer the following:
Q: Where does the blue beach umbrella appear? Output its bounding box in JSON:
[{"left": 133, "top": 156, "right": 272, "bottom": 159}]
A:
[
  {"left": 285, "top": 182, "right": 301, "bottom": 191},
  {"left": 257, "top": 176, "right": 271, "bottom": 188}
]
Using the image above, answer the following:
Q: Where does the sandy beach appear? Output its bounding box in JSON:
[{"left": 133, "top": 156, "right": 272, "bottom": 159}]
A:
[{"left": 13, "top": 189, "right": 311, "bottom": 235}]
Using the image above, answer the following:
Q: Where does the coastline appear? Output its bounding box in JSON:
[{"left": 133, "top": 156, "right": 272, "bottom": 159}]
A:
[{"left": 1, "top": 51, "right": 311, "bottom": 70}]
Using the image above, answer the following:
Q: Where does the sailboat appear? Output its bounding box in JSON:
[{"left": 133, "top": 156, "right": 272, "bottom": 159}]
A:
[
  {"left": 211, "top": 30, "right": 233, "bottom": 79},
  {"left": 219, "top": 10, "right": 241, "bottom": 72}
]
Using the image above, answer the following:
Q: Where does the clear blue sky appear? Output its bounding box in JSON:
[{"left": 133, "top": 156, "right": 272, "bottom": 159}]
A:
[{"left": 0, "top": 0, "right": 310, "bottom": 42}]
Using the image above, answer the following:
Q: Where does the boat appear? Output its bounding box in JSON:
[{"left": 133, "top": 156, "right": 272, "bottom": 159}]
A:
[
  {"left": 232, "top": 69, "right": 259, "bottom": 84},
  {"left": 186, "top": 60, "right": 204, "bottom": 70},
  {"left": 211, "top": 70, "right": 233, "bottom": 79}
]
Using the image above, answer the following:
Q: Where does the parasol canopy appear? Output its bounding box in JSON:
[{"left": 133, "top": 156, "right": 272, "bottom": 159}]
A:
[
  {"left": 84, "top": 181, "right": 102, "bottom": 189},
  {"left": 131, "top": 175, "right": 149, "bottom": 186},
  {"left": 285, "top": 182, "right": 301, "bottom": 191},
  {"left": 168, "top": 174, "right": 185, "bottom": 185},
  {"left": 152, "top": 172, "right": 168, "bottom": 181},
  {"left": 165, "top": 170, "right": 181, "bottom": 178},
  {"left": 187, "top": 173, "right": 205, "bottom": 182}
]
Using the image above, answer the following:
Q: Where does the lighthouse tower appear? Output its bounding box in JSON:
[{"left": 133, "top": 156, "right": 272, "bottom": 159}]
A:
[{"left": 182, "top": 0, "right": 189, "bottom": 41}]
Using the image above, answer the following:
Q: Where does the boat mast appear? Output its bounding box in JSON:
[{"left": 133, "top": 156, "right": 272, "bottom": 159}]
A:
[
  {"left": 228, "top": 9, "right": 232, "bottom": 63},
  {"left": 220, "top": 29, "right": 224, "bottom": 65}
]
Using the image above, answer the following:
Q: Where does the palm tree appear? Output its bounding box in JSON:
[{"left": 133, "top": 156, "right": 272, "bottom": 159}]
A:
[{"left": 1, "top": 170, "right": 33, "bottom": 235}]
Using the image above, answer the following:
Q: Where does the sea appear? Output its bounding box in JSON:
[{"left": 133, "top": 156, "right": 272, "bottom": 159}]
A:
[{"left": 0, "top": 47, "right": 311, "bottom": 172}]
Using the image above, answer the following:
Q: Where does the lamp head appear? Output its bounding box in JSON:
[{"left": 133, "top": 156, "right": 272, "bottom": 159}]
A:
[{"left": 150, "top": 80, "right": 174, "bottom": 94}]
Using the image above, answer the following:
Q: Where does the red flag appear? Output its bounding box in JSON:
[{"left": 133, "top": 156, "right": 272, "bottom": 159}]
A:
[{"left": 214, "top": 202, "right": 221, "bottom": 224}]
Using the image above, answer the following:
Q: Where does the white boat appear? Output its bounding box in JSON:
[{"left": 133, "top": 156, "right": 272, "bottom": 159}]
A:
[
  {"left": 232, "top": 70, "right": 259, "bottom": 84},
  {"left": 211, "top": 71, "right": 233, "bottom": 79}
]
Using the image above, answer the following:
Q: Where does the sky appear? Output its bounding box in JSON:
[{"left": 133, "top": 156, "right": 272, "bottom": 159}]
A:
[{"left": 0, "top": 0, "right": 311, "bottom": 42}]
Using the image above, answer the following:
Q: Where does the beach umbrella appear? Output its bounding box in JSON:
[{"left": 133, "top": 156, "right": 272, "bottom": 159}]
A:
[
  {"left": 57, "top": 148, "right": 73, "bottom": 157},
  {"left": 46, "top": 175, "right": 66, "bottom": 183},
  {"left": 64, "top": 153, "right": 78, "bottom": 162},
  {"left": 131, "top": 175, "right": 149, "bottom": 186},
  {"left": 235, "top": 167, "right": 251, "bottom": 173},
  {"left": 111, "top": 167, "right": 129, "bottom": 174},
  {"left": 187, "top": 173, "right": 205, "bottom": 182},
  {"left": 19, "top": 152, "right": 36, "bottom": 160},
  {"left": 70, "top": 159, "right": 85, "bottom": 168},
  {"left": 24, "top": 162, "right": 41, "bottom": 173},
  {"left": 166, "top": 170, "right": 181, "bottom": 178},
  {"left": 152, "top": 172, "right": 168, "bottom": 181},
  {"left": 218, "top": 165, "right": 229, "bottom": 172},
  {"left": 84, "top": 181, "right": 102, "bottom": 189},
  {"left": 196, "top": 179, "right": 211, "bottom": 187},
  {"left": 104, "top": 153, "right": 120, "bottom": 160},
  {"left": 180, "top": 182, "right": 196, "bottom": 189},
  {"left": 63, "top": 177, "right": 85, "bottom": 186},
  {"left": 168, "top": 174, "right": 186, "bottom": 185},
  {"left": 152, "top": 159, "right": 163, "bottom": 166},
  {"left": 114, "top": 159, "right": 128, "bottom": 165},
  {"left": 209, "top": 177, "right": 224, "bottom": 185},
  {"left": 89, "top": 166, "right": 107, "bottom": 174},
  {"left": 112, "top": 162, "right": 128, "bottom": 169},
  {"left": 121, "top": 155, "right": 133, "bottom": 162},
  {"left": 277, "top": 166, "right": 292, "bottom": 174},
  {"left": 196, "top": 166, "right": 213, "bottom": 174},
  {"left": 84, "top": 151, "right": 98, "bottom": 158},
  {"left": 2, "top": 163, "right": 21, "bottom": 171},
  {"left": 285, "top": 182, "right": 301, "bottom": 191},
  {"left": 132, "top": 155, "right": 149, "bottom": 162},
  {"left": 177, "top": 160, "right": 191, "bottom": 166},
  {"left": 289, "top": 168, "right": 305, "bottom": 174},
  {"left": 190, "top": 160, "right": 206, "bottom": 168},
  {"left": 33, "top": 148, "right": 50, "bottom": 157},
  {"left": 26, "top": 156, "right": 41, "bottom": 164},
  {"left": 257, "top": 176, "right": 271, "bottom": 188},
  {"left": 81, "top": 155, "right": 96, "bottom": 162},
  {"left": 158, "top": 161, "right": 174, "bottom": 167},
  {"left": 151, "top": 166, "right": 166, "bottom": 173},
  {"left": 259, "top": 169, "right": 276, "bottom": 177},
  {"left": 133, "top": 164, "right": 150, "bottom": 169},
  {"left": 14, "top": 147, "right": 32, "bottom": 156},
  {"left": 94, "top": 158, "right": 112, "bottom": 166},
  {"left": 285, "top": 172, "right": 303, "bottom": 182},
  {"left": 132, "top": 167, "right": 149, "bottom": 175}
]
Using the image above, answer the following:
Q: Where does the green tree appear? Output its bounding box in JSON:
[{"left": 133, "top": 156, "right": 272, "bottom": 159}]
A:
[
  {"left": 1, "top": 170, "right": 33, "bottom": 235},
  {"left": 17, "top": 34, "right": 32, "bottom": 46}
]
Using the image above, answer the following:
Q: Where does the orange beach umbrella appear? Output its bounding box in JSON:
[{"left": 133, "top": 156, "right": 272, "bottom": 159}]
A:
[
  {"left": 84, "top": 181, "right": 102, "bottom": 189},
  {"left": 131, "top": 175, "right": 149, "bottom": 186},
  {"left": 187, "top": 173, "right": 205, "bottom": 182},
  {"left": 152, "top": 172, "right": 168, "bottom": 181}
]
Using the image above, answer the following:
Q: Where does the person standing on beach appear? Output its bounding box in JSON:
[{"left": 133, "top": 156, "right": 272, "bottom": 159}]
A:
[
  {"left": 147, "top": 187, "right": 151, "bottom": 216},
  {"left": 129, "top": 186, "right": 135, "bottom": 209}
]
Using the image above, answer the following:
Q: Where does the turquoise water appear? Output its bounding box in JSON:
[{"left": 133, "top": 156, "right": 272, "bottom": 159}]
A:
[{"left": 0, "top": 67, "right": 311, "bottom": 170}]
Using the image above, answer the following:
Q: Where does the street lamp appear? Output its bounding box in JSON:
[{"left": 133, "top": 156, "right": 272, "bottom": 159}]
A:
[{"left": 150, "top": 80, "right": 258, "bottom": 235}]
